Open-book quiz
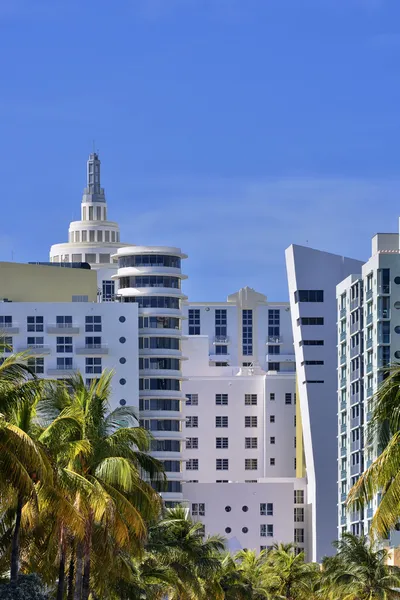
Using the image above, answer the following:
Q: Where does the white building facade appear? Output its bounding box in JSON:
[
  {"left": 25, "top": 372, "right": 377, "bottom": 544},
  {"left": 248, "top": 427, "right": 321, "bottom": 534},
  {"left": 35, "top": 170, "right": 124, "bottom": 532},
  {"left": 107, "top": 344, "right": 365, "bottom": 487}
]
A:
[
  {"left": 180, "top": 287, "right": 310, "bottom": 557},
  {"left": 286, "top": 245, "right": 363, "bottom": 561},
  {"left": 337, "top": 231, "right": 400, "bottom": 540},
  {"left": 50, "top": 152, "right": 131, "bottom": 300},
  {"left": 0, "top": 300, "right": 138, "bottom": 411},
  {"left": 113, "top": 246, "right": 188, "bottom": 506}
]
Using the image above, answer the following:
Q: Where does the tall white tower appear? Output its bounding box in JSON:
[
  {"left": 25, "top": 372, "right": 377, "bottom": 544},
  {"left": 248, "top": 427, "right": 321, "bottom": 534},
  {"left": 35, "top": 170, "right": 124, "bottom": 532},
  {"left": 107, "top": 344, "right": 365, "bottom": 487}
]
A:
[
  {"left": 113, "top": 246, "right": 188, "bottom": 506},
  {"left": 50, "top": 153, "right": 131, "bottom": 301}
]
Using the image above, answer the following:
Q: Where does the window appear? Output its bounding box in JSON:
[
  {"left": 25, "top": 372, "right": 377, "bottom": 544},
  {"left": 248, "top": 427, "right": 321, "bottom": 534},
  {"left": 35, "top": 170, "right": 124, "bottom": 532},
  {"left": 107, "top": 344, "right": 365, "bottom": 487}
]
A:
[
  {"left": 245, "top": 394, "right": 257, "bottom": 405},
  {"left": 27, "top": 357, "right": 44, "bottom": 374},
  {"left": 268, "top": 362, "right": 280, "bottom": 371},
  {"left": 294, "top": 290, "right": 324, "bottom": 303},
  {"left": 215, "top": 362, "right": 229, "bottom": 366},
  {"left": 188, "top": 309, "right": 200, "bottom": 335},
  {"left": 56, "top": 337, "right": 73, "bottom": 353},
  {"left": 186, "top": 459, "right": 199, "bottom": 471},
  {"left": 294, "top": 529, "right": 304, "bottom": 543},
  {"left": 270, "top": 415, "right": 275, "bottom": 423},
  {"left": 216, "top": 459, "right": 229, "bottom": 470},
  {"left": 242, "top": 309, "right": 253, "bottom": 356},
  {"left": 215, "top": 345, "right": 227, "bottom": 355},
  {"left": 0, "top": 316, "right": 12, "bottom": 328},
  {"left": 216, "top": 394, "right": 228, "bottom": 405},
  {"left": 216, "top": 416, "right": 228, "bottom": 427},
  {"left": 270, "top": 436, "right": 275, "bottom": 444},
  {"left": 191, "top": 503, "right": 205, "bottom": 516},
  {"left": 268, "top": 345, "right": 280, "bottom": 355},
  {"left": 297, "top": 317, "right": 324, "bottom": 325},
  {"left": 85, "top": 336, "right": 102, "bottom": 349},
  {"left": 245, "top": 437, "right": 258, "bottom": 449},
  {"left": 102, "top": 280, "right": 115, "bottom": 301},
  {"left": 57, "top": 357, "right": 73, "bottom": 370},
  {"left": 261, "top": 524, "right": 274, "bottom": 537},
  {"left": 294, "top": 508, "right": 304, "bottom": 522},
  {"left": 85, "top": 357, "right": 102, "bottom": 374},
  {"left": 245, "top": 458, "right": 258, "bottom": 470},
  {"left": 216, "top": 480, "right": 229, "bottom": 483},
  {"left": 186, "top": 416, "right": 198, "bottom": 428},
  {"left": 215, "top": 309, "right": 227, "bottom": 338},
  {"left": 216, "top": 437, "right": 229, "bottom": 449},
  {"left": 27, "top": 316, "right": 43, "bottom": 332},
  {"left": 300, "top": 340, "right": 324, "bottom": 346},
  {"left": 285, "top": 393, "right": 292, "bottom": 405},
  {"left": 268, "top": 309, "right": 280, "bottom": 337},
  {"left": 270, "top": 458, "right": 275, "bottom": 466},
  {"left": 245, "top": 416, "right": 257, "bottom": 427},
  {"left": 186, "top": 437, "right": 198, "bottom": 449},
  {"left": 270, "top": 393, "right": 275, "bottom": 401},
  {"left": 0, "top": 336, "right": 12, "bottom": 352},
  {"left": 85, "top": 316, "right": 101, "bottom": 332},
  {"left": 186, "top": 394, "right": 199, "bottom": 406},
  {"left": 301, "top": 360, "right": 324, "bottom": 366},
  {"left": 260, "top": 503, "right": 274, "bottom": 516}
]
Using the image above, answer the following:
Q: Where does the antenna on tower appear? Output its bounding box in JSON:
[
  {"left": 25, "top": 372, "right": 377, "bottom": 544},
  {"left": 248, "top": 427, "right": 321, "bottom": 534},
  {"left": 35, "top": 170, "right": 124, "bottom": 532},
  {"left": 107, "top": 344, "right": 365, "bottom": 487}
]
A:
[{"left": 92, "top": 139, "right": 96, "bottom": 153}]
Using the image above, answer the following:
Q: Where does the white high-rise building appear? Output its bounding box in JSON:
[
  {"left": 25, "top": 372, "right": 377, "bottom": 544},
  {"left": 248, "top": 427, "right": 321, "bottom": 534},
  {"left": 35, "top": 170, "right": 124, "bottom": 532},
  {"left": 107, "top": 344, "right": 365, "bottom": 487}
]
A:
[
  {"left": 286, "top": 245, "right": 363, "bottom": 561},
  {"left": 336, "top": 230, "right": 400, "bottom": 541},
  {"left": 50, "top": 152, "right": 131, "bottom": 300},
  {"left": 112, "top": 246, "right": 188, "bottom": 506},
  {"left": 180, "top": 287, "right": 310, "bottom": 558}
]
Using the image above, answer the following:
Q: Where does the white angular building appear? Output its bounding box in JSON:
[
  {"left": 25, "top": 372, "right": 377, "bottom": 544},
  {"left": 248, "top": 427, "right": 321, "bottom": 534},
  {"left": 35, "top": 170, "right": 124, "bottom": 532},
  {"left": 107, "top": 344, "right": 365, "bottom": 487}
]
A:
[
  {"left": 286, "top": 245, "right": 363, "bottom": 561},
  {"left": 180, "top": 287, "right": 310, "bottom": 558}
]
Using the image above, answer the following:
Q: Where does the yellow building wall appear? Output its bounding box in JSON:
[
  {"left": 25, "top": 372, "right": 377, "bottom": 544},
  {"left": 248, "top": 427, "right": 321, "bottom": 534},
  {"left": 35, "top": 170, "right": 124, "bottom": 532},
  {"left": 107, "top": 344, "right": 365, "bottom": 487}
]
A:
[
  {"left": 0, "top": 262, "right": 97, "bottom": 302},
  {"left": 296, "top": 378, "right": 306, "bottom": 478}
]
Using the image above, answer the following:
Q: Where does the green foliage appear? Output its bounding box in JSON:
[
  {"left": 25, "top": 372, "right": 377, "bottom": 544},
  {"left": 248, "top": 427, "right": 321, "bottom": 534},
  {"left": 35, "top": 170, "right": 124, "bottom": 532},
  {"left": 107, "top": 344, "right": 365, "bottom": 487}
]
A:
[{"left": 0, "top": 574, "right": 48, "bottom": 600}]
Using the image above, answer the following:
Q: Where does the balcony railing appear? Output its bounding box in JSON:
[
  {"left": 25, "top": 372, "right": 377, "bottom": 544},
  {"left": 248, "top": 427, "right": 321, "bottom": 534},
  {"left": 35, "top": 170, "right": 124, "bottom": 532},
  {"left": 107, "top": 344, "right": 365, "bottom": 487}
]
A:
[
  {"left": 18, "top": 344, "right": 51, "bottom": 355},
  {"left": 366, "top": 338, "right": 373, "bottom": 349},
  {"left": 340, "top": 423, "right": 346, "bottom": 433},
  {"left": 340, "top": 354, "right": 346, "bottom": 365},
  {"left": 366, "top": 289, "right": 373, "bottom": 301},
  {"left": 366, "top": 387, "right": 373, "bottom": 398},
  {"left": 340, "top": 378, "right": 347, "bottom": 388},
  {"left": 378, "top": 285, "right": 390, "bottom": 295},
  {"left": 350, "top": 321, "right": 361, "bottom": 335},
  {"left": 340, "top": 401, "right": 347, "bottom": 412},
  {"left": 350, "top": 415, "right": 361, "bottom": 429},
  {"left": 0, "top": 322, "right": 19, "bottom": 333},
  {"left": 350, "top": 392, "right": 360, "bottom": 406},
  {"left": 366, "top": 313, "right": 373, "bottom": 325},
  {"left": 340, "top": 469, "right": 347, "bottom": 480},
  {"left": 350, "top": 463, "right": 361, "bottom": 476},
  {"left": 350, "top": 345, "right": 360, "bottom": 358},
  {"left": 267, "top": 335, "right": 283, "bottom": 344},
  {"left": 340, "top": 446, "right": 347, "bottom": 457},
  {"left": 366, "top": 363, "right": 373, "bottom": 374},
  {"left": 76, "top": 344, "right": 109, "bottom": 355},
  {"left": 340, "top": 331, "right": 346, "bottom": 342},
  {"left": 47, "top": 323, "right": 79, "bottom": 334},
  {"left": 350, "top": 440, "right": 361, "bottom": 452},
  {"left": 350, "top": 297, "right": 360, "bottom": 311},
  {"left": 350, "top": 368, "right": 360, "bottom": 382},
  {"left": 340, "top": 308, "right": 346, "bottom": 319},
  {"left": 341, "top": 493, "right": 347, "bottom": 502},
  {"left": 213, "top": 336, "right": 229, "bottom": 344}
]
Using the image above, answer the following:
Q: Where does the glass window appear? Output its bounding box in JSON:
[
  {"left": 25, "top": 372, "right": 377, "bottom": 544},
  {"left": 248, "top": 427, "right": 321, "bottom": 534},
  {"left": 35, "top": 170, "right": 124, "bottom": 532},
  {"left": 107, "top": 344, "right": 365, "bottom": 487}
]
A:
[
  {"left": 57, "top": 357, "right": 73, "bottom": 370},
  {"left": 245, "top": 394, "right": 257, "bottom": 405},
  {"left": 285, "top": 393, "right": 292, "bottom": 404},
  {"left": 85, "top": 253, "right": 96, "bottom": 263},
  {"left": 268, "top": 309, "right": 280, "bottom": 337},
  {"left": 215, "top": 309, "right": 227, "bottom": 338},
  {"left": 216, "top": 459, "right": 229, "bottom": 470},
  {"left": 0, "top": 316, "right": 12, "bottom": 328},
  {"left": 89, "top": 230, "right": 95, "bottom": 242},
  {"left": 245, "top": 437, "right": 258, "bottom": 449},
  {"left": 27, "top": 357, "right": 44, "bottom": 374},
  {"left": 0, "top": 337, "right": 13, "bottom": 352},
  {"left": 186, "top": 459, "right": 199, "bottom": 470},
  {"left": 245, "top": 458, "right": 258, "bottom": 470},
  {"left": 294, "top": 290, "right": 324, "bottom": 303},
  {"left": 188, "top": 309, "right": 200, "bottom": 335},
  {"left": 245, "top": 416, "right": 257, "bottom": 427},
  {"left": 27, "top": 316, "right": 44, "bottom": 332},
  {"left": 56, "top": 337, "right": 73, "bottom": 353},
  {"left": 85, "top": 357, "right": 102, "bottom": 374},
  {"left": 215, "top": 394, "right": 228, "bottom": 405},
  {"left": 242, "top": 309, "right": 253, "bottom": 356},
  {"left": 216, "top": 437, "right": 229, "bottom": 449},
  {"left": 186, "top": 438, "right": 198, "bottom": 449},
  {"left": 186, "top": 416, "right": 198, "bottom": 428},
  {"left": 186, "top": 394, "right": 198, "bottom": 406},
  {"left": 102, "top": 280, "right": 115, "bottom": 301},
  {"left": 85, "top": 316, "right": 102, "bottom": 332},
  {"left": 216, "top": 416, "right": 228, "bottom": 427}
]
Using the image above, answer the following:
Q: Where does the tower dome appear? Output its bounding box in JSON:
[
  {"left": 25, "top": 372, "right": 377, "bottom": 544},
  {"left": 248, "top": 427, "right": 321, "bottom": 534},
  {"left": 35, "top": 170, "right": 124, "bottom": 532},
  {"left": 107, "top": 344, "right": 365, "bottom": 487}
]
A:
[{"left": 49, "top": 152, "right": 132, "bottom": 301}]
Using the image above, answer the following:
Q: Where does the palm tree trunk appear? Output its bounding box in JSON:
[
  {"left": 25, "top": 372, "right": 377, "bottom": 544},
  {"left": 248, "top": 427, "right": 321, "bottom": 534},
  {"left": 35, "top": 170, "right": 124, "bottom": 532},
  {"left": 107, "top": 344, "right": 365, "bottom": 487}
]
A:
[
  {"left": 56, "top": 528, "right": 67, "bottom": 600},
  {"left": 81, "top": 513, "right": 93, "bottom": 600},
  {"left": 73, "top": 541, "right": 84, "bottom": 600},
  {"left": 10, "top": 494, "right": 23, "bottom": 582},
  {"left": 67, "top": 547, "right": 75, "bottom": 600}
]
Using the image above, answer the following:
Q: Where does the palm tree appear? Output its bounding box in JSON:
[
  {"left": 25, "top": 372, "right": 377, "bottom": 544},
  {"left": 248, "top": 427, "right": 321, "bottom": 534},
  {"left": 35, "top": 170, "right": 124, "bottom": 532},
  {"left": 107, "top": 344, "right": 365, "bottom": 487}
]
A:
[
  {"left": 321, "top": 533, "right": 400, "bottom": 600},
  {"left": 265, "top": 543, "right": 319, "bottom": 600},
  {"left": 39, "top": 372, "right": 164, "bottom": 600},
  {"left": 348, "top": 364, "right": 400, "bottom": 537}
]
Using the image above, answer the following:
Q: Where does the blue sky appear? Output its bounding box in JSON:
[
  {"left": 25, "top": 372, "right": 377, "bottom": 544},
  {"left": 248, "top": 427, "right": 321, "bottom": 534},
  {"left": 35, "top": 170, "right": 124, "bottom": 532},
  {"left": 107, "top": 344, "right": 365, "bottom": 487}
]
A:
[{"left": 2, "top": 0, "right": 400, "bottom": 301}]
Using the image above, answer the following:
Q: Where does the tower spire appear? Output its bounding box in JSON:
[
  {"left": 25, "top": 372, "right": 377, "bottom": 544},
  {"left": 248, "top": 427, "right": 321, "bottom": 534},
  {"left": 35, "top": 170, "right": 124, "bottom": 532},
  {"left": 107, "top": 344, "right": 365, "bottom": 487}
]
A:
[{"left": 82, "top": 152, "right": 106, "bottom": 204}]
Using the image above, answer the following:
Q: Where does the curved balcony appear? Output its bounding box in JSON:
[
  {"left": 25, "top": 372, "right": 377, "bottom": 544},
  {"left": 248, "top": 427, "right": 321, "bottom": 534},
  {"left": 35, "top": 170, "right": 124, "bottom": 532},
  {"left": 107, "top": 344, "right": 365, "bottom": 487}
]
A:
[
  {"left": 163, "top": 471, "right": 183, "bottom": 481},
  {"left": 139, "top": 348, "right": 184, "bottom": 358},
  {"left": 114, "top": 266, "right": 187, "bottom": 279},
  {"left": 114, "top": 245, "right": 187, "bottom": 259},
  {"left": 139, "top": 368, "right": 184, "bottom": 379},
  {"left": 139, "top": 410, "right": 184, "bottom": 419},
  {"left": 151, "top": 451, "right": 184, "bottom": 460},
  {"left": 149, "top": 430, "right": 185, "bottom": 440},
  {"left": 139, "top": 327, "right": 182, "bottom": 337},
  {"left": 117, "top": 287, "right": 187, "bottom": 300},
  {"left": 140, "top": 389, "right": 184, "bottom": 399}
]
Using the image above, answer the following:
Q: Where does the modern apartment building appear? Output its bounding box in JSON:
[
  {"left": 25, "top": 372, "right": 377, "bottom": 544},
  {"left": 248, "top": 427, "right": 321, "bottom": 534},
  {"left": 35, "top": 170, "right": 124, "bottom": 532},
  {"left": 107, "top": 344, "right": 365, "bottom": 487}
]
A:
[
  {"left": 286, "top": 245, "right": 363, "bottom": 561},
  {"left": 180, "top": 287, "right": 310, "bottom": 557},
  {"left": 336, "top": 231, "right": 400, "bottom": 539},
  {"left": 113, "top": 245, "right": 188, "bottom": 506},
  {"left": 0, "top": 263, "right": 138, "bottom": 411},
  {"left": 50, "top": 152, "right": 131, "bottom": 299}
]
